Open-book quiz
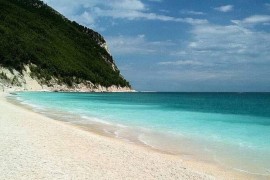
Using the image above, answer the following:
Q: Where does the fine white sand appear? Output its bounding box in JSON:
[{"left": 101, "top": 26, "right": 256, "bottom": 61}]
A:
[{"left": 0, "top": 93, "right": 252, "bottom": 179}]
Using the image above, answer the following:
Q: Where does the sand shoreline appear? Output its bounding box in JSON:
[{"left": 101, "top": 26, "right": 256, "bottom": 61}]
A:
[{"left": 0, "top": 92, "right": 255, "bottom": 179}]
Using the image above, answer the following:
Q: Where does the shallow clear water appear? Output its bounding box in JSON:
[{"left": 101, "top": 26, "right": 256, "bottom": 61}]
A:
[{"left": 11, "top": 92, "right": 270, "bottom": 176}]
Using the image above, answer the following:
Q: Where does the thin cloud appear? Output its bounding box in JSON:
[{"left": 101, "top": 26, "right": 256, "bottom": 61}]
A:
[
  {"left": 180, "top": 10, "right": 205, "bottom": 15},
  {"left": 107, "top": 35, "right": 176, "bottom": 55},
  {"left": 265, "top": 3, "right": 270, "bottom": 9},
  {"left": 172, "top": 19, "right": 270, "bottom": 68},
  {"left": 161, "top": 15, "right": 270, "bottom": 86},
  {"left": 242, "top": 15, "right": 270, "bottom": 24},
  {"left": 232, "top": 15, "right": 270, "bottom": 26},
  {"left": 214, "top": 5, "right": 234, "bottom": 12},
  {"left": 148, "top": 0, "right": 163, "bottom": 2},
  {"left": 158, "top": 60, "right": 203, "bottom": 66},
  {"left": 109, "top": 0, "right": 145, "bottom": 11},
  {"left": 43, "top": 0, "right": 207, "bottom": 28},
  {"left": 92, "top": 7, "right": 207, "bottom": 24}
]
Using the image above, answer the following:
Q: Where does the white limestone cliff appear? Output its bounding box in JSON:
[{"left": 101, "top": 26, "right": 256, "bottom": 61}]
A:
[{"left": 0, "top": 65, "right": 134, "bottom": 93}]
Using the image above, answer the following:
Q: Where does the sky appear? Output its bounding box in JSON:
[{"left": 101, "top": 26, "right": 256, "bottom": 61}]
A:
[{"left": 43, "top": 0, "right": 270, "bottom": 92}]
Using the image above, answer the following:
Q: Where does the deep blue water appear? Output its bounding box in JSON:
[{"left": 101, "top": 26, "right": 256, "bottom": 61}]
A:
[{"left": 12, "top": 92, "right": 270, "bottom": 176}]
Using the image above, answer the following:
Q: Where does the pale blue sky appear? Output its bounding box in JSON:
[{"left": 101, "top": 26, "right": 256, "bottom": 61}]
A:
[{"left": 43, "top": 0, "right": 270, "bottom": 92}]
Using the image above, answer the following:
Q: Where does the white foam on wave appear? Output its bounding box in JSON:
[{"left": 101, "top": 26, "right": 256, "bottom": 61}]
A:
[
  {"left": 15, "top": 97, "right": 46, "bottom": 111},
  {"left": 15, "top": 96, "right": 23, "bottom": 101},
  {"left": 112, "top": 129, "right": 135, "bottom": 143},
  {"left": 26, "top": 102, "right": 44, "bottom": 110},
  {"left": 233, "top": 168, "right": 270, "bottom": 177},
  {"left": 81, "top": 115, "right": 112, "bottom": 125},
  {"left": 116, "top": 123, "right": 128, "bottom": 128},
  {"left": 113, "top": 129, "right": 121, "bottom": 138},
  {"left": 137, "top": 133, "right": 157, "bottom": 149},
  {"left": 80, "top": 115, "right": 129, "bottom": 129}
]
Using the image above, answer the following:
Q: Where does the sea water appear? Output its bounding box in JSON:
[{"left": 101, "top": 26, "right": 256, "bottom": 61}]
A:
[{"left": 10, "top": 92, "right": 270, "bottom": 177}]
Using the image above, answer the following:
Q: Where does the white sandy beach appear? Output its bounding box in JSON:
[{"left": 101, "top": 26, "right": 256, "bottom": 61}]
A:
[{"left": 0, "top": 92, "right": 253, "bottom": 179}]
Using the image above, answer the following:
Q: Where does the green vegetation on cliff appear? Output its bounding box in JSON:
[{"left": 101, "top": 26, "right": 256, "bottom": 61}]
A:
[{"left": 0, "top": 0, "right": 130, "bottom": 87}]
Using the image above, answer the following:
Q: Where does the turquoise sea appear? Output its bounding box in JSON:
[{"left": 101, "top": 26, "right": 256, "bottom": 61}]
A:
[{"left": 10, "top": 92, "right": 270, "bottom": 177}]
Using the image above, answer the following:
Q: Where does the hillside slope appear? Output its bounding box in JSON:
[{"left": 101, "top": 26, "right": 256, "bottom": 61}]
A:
[{"left": 0, "top": 0, "right": 132, "bottom": 92}]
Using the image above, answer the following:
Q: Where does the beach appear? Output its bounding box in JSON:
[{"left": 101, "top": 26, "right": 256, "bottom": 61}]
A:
[{"left": 0, "top": 92, "right": 255, "bottom": 179}]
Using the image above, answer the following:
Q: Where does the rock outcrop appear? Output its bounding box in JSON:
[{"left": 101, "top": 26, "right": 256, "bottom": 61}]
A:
[{"left": 0, "top": 65, "right": 134, "bottom": 92}]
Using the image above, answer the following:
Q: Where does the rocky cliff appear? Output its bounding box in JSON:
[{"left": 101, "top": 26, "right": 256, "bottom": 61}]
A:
[{"left": 0, "top": 65, "right": 134, "bottom": 92}]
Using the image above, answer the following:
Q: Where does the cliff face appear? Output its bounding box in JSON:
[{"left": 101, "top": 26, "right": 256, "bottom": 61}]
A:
[
  {"left": 0, "top": 0, "right": 133, "bottom": 92},
  {"left": 0, "top": 65, "right": 134, "bottom": 92}
]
